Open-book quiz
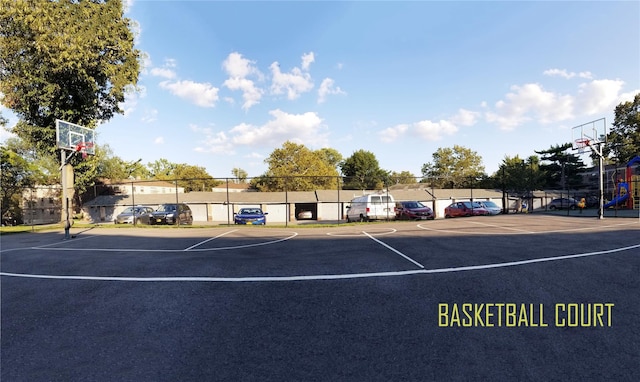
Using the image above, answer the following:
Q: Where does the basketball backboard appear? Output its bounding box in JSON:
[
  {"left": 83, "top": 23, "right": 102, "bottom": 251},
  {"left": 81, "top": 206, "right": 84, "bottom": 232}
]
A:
[
  {"left": 56, "top": 119, "right": 96, "bottom": 155},
  {"left": 571, "top": 118, "right": 606, "bottom": 151}
]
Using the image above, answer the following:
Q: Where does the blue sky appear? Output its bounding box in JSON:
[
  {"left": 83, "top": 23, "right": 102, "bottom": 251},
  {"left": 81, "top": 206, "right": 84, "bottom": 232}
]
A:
[{"left": 2, "top": 0, "right": 639, "bottom": 179}]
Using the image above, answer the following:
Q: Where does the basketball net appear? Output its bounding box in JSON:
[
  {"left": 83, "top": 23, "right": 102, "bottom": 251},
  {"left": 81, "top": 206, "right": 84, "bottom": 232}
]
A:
[
  {"left": 74, "top": 142, "right": 93, "bottom": 159},
  {"left": 575, "top": 138, "right": 590, "bottom": 155}
]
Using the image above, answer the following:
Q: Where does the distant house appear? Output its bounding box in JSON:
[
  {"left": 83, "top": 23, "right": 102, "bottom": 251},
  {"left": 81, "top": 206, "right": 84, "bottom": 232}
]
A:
[
  {"left": 22, "top": 185, "right": 62, "bottom": 225},
  {"left": 211, "top": 181, "right": 254, "bottom": 192},
  {"left": 100, "top": 179, "right": 185, "bottom": 195}
]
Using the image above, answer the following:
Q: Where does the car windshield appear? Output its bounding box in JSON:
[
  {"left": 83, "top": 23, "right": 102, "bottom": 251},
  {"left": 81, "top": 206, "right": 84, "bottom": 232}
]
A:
[
  {"left": 404, "top": 202, "right": 424, "bottom": 208},
  {"left": 240, "top": 208, "right": 262, "bottom": 215},
  {"left": 157, "top": 205, "right": 177, "bottom": 212},
  {"left": 462, "top": 202, "right": 483, "bottom": 208},
  {"left": 482, "top": 201, "right": 498, "bottom": 208}
]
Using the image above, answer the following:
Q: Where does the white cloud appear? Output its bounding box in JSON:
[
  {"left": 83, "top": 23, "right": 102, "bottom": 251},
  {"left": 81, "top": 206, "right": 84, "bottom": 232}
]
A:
[
  {"left": 150, "top": 67, "right": 177, "bottom": 79},
  {"left": 190, "top": 124, "right": 234, "bottom": 154},
  {"left": 149, "top": 58, "right": 178, "bottom": 79},
  {"left": 575, "top": 79, "right": 625, "bottom": 116},
  {"left": 414, "top": 120, "right": 458, "bottom": 141},
  {"left": 270, "top": 62, "right": 314, "bottom": 100},
  {"left": 230, "top": 109, "right": 327, "bottom": 147},
  {"left": 159, "top": 80, "right": 219, "bottom": 108},
  {"left": 544, "top": 68, "right": 593, "bottom": 80},
  {"left": 222, "top": 52, "right": 264, "bottom": 110},
  {"left": 223, "top": 52, "right": 261, "bottom": 79},
  {"left": 485, "top": 83, "right": 574, "bottom": 130},
  {"left": 379, "top": 124, "right": 409, "bottom": 143},
  {"left": 301, "top": 52, "right": 315, "bottom": 71},
  {"left": 450, "top": 108, "right": 479, "bottom": 127},
  {"left": 140, "top": 108, "right": 157, "bottom": 123},
  {"left": 318, "top": 78, "right": 346, "bottom": 104},
  {"left": 223, "top": 77, "right": 263, "bottom": 111},
  {"left": 119, "top": 84, "right": 145, "bottom": 117},
  {"left": 154, "top": 136, "right": 164, "bottom": 144}
]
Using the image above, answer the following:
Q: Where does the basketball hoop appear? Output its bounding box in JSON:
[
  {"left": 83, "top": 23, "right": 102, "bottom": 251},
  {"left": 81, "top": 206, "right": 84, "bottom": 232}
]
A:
[
  {"left": 74, "top": 142, "right": 94, "bottom": 159},
  {"left": 574, "top": 138, "right": 590, "bottom": 154}
]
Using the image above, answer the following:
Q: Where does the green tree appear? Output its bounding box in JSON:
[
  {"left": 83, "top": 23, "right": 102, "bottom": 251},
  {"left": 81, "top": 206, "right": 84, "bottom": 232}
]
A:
[
  {"left": 493, "top": 155, "right": 544, "bottom": 194},
  {"left": 606, "top": 93, "right": 640, "bottom": 163},
  {"left": 251, "top": 141, "right": 339, "bottom": 191},
  {"left": 231, "top": 168, "right": 248, "bottom": 183},
  {"left": 1, "top": 145, "right": 41, "bottom": 223},
  {"left": 421, "top": 145, "right": 485, "bottom": 188},
  {"left": 390, "top": 171, "right": 417, "bottom": 185},
  {"left": 97, "top": 146, "right": 149, "bottom": 181},
  {"left": 173, "top": 164, "right": 221, "bottom": 192},
  {"left": 536, "top": 144, "right": 586, "bottom": 189},
  {"left": 0, "top": 0, "right": 141, "bottom": 156},
  {"left": 147, "top": 159, "right": 178, "bottom": 180},
  {"left": 340, "top": 150, "right": 389, "bottom": 190},
  {"left": 316, "top": 147, "right": 344, "bottom": 170}
]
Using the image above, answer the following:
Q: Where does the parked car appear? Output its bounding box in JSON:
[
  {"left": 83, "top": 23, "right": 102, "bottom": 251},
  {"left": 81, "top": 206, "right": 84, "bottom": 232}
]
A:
[
  {"left": 114, "top": 206, "right": 154, "bottom": 225},
  {"left": 150, "top": 203, "right": 193, "bottom": 225},
  {"left": 297, "top": 210, "right": 313, "bottom": 220},
  {"left": 346, "top": 194, "right": 395, "bottom": 222},
  {"left": 234, "top": 208, "right": 268, "bottom": 225},
  {"left": 548, "top": 198, "right": 579, "bottom": 210},
  {"left": 395, "top": 201, "right": 434, "bottom": 220},
  {"left": 479, "top": 200, "right": 502, "bottom": 215},
  {"left": 444, "top": 201, "right": 489, "bottom": 218}
]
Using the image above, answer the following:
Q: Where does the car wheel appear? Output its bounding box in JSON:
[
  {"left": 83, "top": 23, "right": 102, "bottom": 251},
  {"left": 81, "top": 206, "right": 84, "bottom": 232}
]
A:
[
  {"left": 346, "top": 216, "right": 351, "bottom": 223},
  {"left": 549, "top": 205, "right": 557, "bottom": 210},
  {"left": 358, "top": 215, "right": 365, "bottom": 222},
  {"left": 569, "top": 205, "right": 576, "bottom": 210}
]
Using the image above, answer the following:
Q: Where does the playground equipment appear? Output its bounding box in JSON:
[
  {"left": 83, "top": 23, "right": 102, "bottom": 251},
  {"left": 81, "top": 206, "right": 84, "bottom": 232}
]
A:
[{"left": 605, "top": 156, "right": 639, "bottom": 209}]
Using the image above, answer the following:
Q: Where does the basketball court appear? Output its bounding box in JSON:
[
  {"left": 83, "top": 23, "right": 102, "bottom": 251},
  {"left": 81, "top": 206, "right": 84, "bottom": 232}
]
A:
[
  {"left": 2, "top": 214, "right": 639, "bottom": 380},
  {"left": 2, "top": 214, "right": 638, "bottom": 282}
]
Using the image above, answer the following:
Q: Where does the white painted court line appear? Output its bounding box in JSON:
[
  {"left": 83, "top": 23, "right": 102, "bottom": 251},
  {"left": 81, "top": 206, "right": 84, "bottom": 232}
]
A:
[
  {"left": 466, "top": 220, "right": 534, "bottom": 233},
  {"left": 418, "top": 221, "right": 638, "bottom": 235},
  {"left": 363, "top": 231, "right": 424, "bottom": 269},
  {"left": 184, "top": 230, "right": 238, "bottom": 251},
  {"left": 28, "top": 232, "right": 298, "bottom": 253},
  {"left": 2, "top": 243, "right": 637, "bottom": 282}
]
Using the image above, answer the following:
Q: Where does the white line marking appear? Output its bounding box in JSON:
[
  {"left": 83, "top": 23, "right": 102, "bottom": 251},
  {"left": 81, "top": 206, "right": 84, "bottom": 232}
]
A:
[
  {"left": 184, "top": 230, "right": 237, "bottom": 251},
  {"left": 1, "top": 243, "right": 637, "bottom": 282},
  {"left": 417, "top": 221, "right": 638, "bottom": 235},
  {"left": 32, "top": 234, "right": 97, "bottom": 248},
  {"left": 362, "top": 231, "right": 424, "bottom": 269},
  {"left": 29, "top": 232, "right": 298, "bottom": 253},
  {"left": 466, "top": 220, "right": 534, "bottom": 233},
  {"left": 326, "top": 228, "right": 396, "bottom": 237}
]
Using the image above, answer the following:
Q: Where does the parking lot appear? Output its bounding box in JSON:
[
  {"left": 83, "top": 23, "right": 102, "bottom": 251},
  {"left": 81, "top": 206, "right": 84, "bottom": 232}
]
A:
[{"left": 2, "top": 214, "right": 639, "bottom": 381}]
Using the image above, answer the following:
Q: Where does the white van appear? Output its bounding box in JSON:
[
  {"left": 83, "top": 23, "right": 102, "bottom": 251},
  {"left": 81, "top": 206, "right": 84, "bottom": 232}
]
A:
[{"left": 346, "top": 193, "right": 395, "bottom": 222}]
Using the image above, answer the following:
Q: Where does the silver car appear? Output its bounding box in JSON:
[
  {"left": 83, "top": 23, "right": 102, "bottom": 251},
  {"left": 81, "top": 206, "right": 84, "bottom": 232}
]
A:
[
  {"left": 114, "top": 206, "right": 154, "bottom": 225},
  {"left": 479, "top": 200, "right": 502, "bottom": 215}
]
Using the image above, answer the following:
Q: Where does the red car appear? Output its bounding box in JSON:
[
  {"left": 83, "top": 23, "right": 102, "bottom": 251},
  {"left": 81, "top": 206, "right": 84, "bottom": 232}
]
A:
[
  {"left": 395, "top": 201, "right": 434, "bottom": 220},
  {"left": 444, "top": 201, "right": 489, "bottom": 218}
]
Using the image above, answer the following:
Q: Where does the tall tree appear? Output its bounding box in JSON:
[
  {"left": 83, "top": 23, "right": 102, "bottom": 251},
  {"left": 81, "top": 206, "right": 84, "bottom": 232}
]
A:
[
  {"left": 0, "top": 0, "right": 141, "bottom": 156},
  {"left": 1, "top": 145, "right": 42, "bottom": 223},
  {"left": 340, "top": 150, "right": 389, "bottom": 190},
  {"left": 536, "top": 144, "right": 586, "bottom": 189},
  {"left": 147, "top": 159, "right": 178, "bottom": 180},
  {"left": 251, "top": 141, "right": 339, "bottom": 191},
  {"left": 390, "top": 171, "right": 417, "bottom": 185},
  {"left": 421, "top": 145, "right": 485, "bottom": 188},
  {"left": 231, "top": 168, "right": 248, "bottom": 183},
  {"left": 494, "top": 155, "right": 544, "bottom": 194},
  {"left": 606, "top": 93, "right": 640, "bottom": 164},
  {"left": 173, "top": 164, "right": 221, "bottom": 192}
]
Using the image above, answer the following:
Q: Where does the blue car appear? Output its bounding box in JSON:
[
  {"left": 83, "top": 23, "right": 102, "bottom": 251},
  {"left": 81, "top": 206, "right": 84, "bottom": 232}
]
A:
[{"left": 234, "top": 208, "right": 268, "bottom": 225}]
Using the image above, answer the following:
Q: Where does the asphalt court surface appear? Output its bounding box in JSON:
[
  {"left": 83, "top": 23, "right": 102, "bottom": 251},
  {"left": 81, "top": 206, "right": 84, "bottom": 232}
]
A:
[
  {"left": 2, "top": 214, "right": 639, "bottom": 280},
  {"left": 2, "top": 214, "right": 639, "bottom": 381}
]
